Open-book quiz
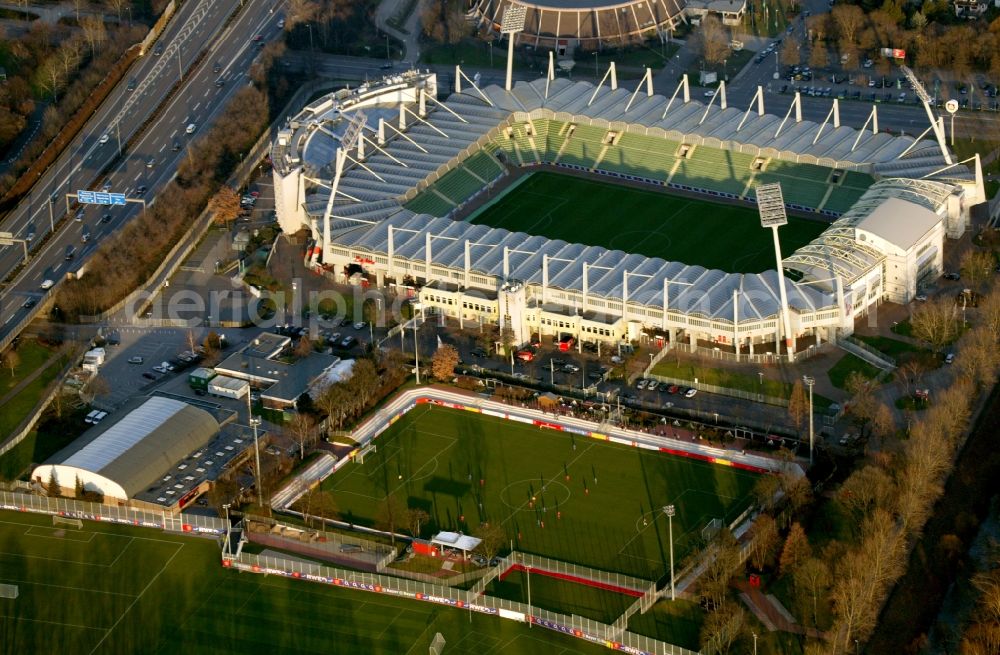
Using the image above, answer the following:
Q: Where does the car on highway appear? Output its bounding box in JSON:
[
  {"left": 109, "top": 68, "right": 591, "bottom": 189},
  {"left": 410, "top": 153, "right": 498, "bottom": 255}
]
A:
[
  {"left": 25, "top": 225, "right": 35, "bottom": 241},
  {"left": 81, "top": 225, "right": 90, "bottom": 243},
  {"left": 64, "top": 245, "right": 75, "bottom": 260},
  {"left": 146, "top": 158, "right": 155, "bottom": 168},
  {"left": 172, "top": 140, "right": 181, "bottom": 151},
  {"left": 253, "top": 34, "right": 263, "bottom": 42},
  {"left": 100, "top": 212, "right": 112, "bottom": 223},
  {"left": 213, "top": 62, "right": 222, "bottom": 73},
  {"left": 153, "top": 43, "right": 163, "bottom": 56},
  {"left": 99, "top": 134, "right": 109, "bottom": 145},
  {"left": 40, "top": 279, "right": 54, "bottom": 290},
  {"left": 215, "top": 78, "right": 224, "bottom": 87},
  {"left": 277, "top": 18, "right": 285, "bottom": 28},
  {"left": 101, "top": 180, "right": 112, "bottom": 191},
  {"left": 75, "top": 208, "right": 85, "bottom": 221},
  {"left": 22, "top": 298, "right": 36, "bottom": 309},
  {"left": 135, "top": 185, "right": 148, "bottom": 196},
  {"left": 186, "top": 123, "right": 197, "bottom": 134}
]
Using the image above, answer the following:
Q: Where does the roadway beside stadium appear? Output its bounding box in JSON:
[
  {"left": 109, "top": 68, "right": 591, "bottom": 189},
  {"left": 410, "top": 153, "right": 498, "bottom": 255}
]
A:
[{"left": 271, "top": 71, "right": 985, "bottom": 360}]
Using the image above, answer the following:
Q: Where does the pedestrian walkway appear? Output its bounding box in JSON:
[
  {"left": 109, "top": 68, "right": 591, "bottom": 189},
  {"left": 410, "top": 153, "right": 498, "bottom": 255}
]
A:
[{"left": 732, "top": 577, "right": 825, "bottom": 638}]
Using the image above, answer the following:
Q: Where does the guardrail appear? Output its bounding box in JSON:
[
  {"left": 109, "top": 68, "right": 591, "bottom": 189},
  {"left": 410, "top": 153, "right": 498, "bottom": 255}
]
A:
[{"left": 837, "top": 336, "right": 896, "bottom": 370}]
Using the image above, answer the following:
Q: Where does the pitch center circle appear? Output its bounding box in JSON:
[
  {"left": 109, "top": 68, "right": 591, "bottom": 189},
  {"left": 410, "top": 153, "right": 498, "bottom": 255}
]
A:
[{"left": 499, "top": 479, "right": 572, "bottom": 512}]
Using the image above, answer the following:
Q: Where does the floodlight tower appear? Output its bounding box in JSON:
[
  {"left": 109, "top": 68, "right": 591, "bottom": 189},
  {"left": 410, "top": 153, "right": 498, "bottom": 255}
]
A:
[
  {"left": 500, "top": 6, "right": 527, "bottom": 92},
  {"left": 899, "top": 65, "right": 952, "bottom": 166},
  {"left": 755, "top": 183, "right": 795, "bottom": 363}
]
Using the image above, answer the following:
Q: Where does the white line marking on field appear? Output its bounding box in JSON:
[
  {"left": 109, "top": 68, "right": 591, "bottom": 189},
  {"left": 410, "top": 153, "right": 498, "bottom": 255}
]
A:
[
  {"left": 87, "top": 543, "right": 184, "bottom": 654},
  {"left": 0, "top": 578, "right": 137, "bottom": 598},
  {"left": 107, "top": 537, "right": 134, "bottom": 568},
  {"left": 0, "top": 614, "right": 107, "bottom": 632}
]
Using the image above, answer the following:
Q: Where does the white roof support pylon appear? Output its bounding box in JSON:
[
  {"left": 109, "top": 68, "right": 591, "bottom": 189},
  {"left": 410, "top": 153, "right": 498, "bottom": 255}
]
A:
[
  {"left": 424, "top": 93, "right": 468, "bottom": 123},
  {"left": 545, "top": 51, "right": 554, "bottom": 99},
  {"left": 320, "top": 148, "right": 347, "bottom": 258},
  {"left": 625, "top": 68, "right": 654, "bottom": 113},
  {"left": 812, "top": 99, "right": 840, "bottom": 145},
  {"left": 401, "top": 106, "right": 449, "bottom": 138},
  {"left": 453, "top": 65, "right": 495, "bottom": 106},
  {"left": 419, "top": 88, "right": 426, "bottom": 118},
  {"left": 775, "top": 92, "right": 802, "bottom": 139},
  {"left": 588, "top": 62, "right": 619, "bottom": 106},
  {"left": 361, "top": 133, "right": 407, "bottom": 167},
  {"left": 737, "top": 86, "right": 765, "bottom": 132},
  {"left": 898, "top": 122, "right": 939, "bottom": 159},
  {"left": 661, "top": 75, "right": 690, "bottom": 119},
  {"left": 851, "top": 105, "right": 879, "bottom": 152},
  {"left": 699, "top": 81, "right": 726, "bottom": 125},
  {"left": 382, "top": 121, "right": 428, "bottom": 153}
]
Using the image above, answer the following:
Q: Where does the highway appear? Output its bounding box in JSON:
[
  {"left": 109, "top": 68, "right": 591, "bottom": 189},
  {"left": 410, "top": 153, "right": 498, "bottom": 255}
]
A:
[{"left": 0, "top": 0, "right": 283, "bottom": 342}]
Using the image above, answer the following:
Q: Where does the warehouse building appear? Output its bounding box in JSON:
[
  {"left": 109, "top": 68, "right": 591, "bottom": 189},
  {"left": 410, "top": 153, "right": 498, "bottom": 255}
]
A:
[{"left": 33, "top": 397, "right": 252, "bottom": 513}]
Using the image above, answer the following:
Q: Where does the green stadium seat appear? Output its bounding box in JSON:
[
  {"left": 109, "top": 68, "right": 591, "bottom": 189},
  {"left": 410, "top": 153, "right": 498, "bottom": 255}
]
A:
[
  {"left": 763, "top": 159, "right": 832, "bottom": 183},
  {"left": 669, "top": 147, "right": 755, "bottom": 196},
  {"left": 823, "top": 186, "right": 869, "bottom": 214}
]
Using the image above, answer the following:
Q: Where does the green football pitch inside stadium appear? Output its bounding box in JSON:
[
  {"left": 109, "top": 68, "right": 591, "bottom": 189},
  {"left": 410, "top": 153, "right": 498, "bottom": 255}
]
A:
[
  {"left": 322, "top": 404, "right": 761, "bottom": 580},
  {"left": 468, "top": 171, "right": 828, "bottom": 273},
  {"left": 0, "top": 511, "right": 612, "bottom": 655}
]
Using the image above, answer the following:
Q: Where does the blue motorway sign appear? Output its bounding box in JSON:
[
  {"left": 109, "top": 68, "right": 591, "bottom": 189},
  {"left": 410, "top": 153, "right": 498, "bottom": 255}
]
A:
[{"left": 77, "top": 190, "right": 126, "bottom": 206}]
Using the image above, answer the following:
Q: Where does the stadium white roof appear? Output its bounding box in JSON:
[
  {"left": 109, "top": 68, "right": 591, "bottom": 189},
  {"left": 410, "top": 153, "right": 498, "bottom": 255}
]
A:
[
  {"left": 333, "top": 210, "right": 837, "bottom": 322},
  {"left": 52, "top": 397, "right": 220, "bottom": 498},
  {"left": 855, "top": 197, "right": 942, "bottom": 252},
  {"left": 302, "top": 76, "right": 970, "bottom": 222}
]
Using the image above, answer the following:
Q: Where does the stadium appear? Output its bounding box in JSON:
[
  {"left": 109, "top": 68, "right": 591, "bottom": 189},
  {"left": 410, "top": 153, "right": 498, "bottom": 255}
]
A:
[
  {"left": 271, "top": 68, "right": 985, "bottom": 360},
  {"left": 470, "top": 0, "right": 689, "bottom": 50}
]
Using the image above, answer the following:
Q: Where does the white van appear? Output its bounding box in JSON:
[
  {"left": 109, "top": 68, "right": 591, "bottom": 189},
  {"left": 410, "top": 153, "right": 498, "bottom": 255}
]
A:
[
  {"left": 185, "top": 123, "right": 197, "bottom": 134},
  {"left": 40, "top": 279, "right": 55, "bottom": 290}
]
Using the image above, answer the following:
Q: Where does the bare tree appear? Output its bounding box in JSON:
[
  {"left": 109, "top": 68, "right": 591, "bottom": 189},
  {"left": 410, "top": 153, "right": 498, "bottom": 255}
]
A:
[
  {"left": 80, "top": 16, "right": 107, "bottom": 58},
  {"left": 697, "top": 15, "right": 732, "bottom": 66},
  {"left": 869, "top": 402, "right": 895, "bottom": 447},
  {"left": 909, "top": 296, "right": 959, "bottom": 352},
  {"left": 106, "top": 0, "right": 129, "bottom": 22},
  {"left": 794, "top": 558, "right": 831, "bottom": 628},
  {"left": 376, "top": 494, "right": 406, "bottom": 547},
  {"left": 808, "top": 44, "right": 828, "bottom": 69},
  {"left": 286, "top": 413, "right": 318, "bottom": 460},
  {"left": 431, "top": 344, "right": 459, "bottom": 381},
  {"left": 780, "top": 522, "right": 811, "bottom": 575},
  {"left": 961, "top": 249, "right": 995, "bottom": 290},
  {"left": 699, "top": 530, "right": 742, "bottom": 610},
  {"left": 294, "top": 335, "right": 313, "bottom": 359},
  {"left": 699, "top": 605, "right": 747, "bottom": 655},
  {"left": 83, "top": 374, "right": 110, "bottom": 403},
  {"left": 980, "top": 280, "right": 1000, "bottom": 342},
  {"left": 473, "top": 522, "right": 506, "bottom": 562},
  {"left": 780, "top": 38, "right": 801, "bottom": 67},
  {"left": 209, "top": 186, "right": 242, "bottom": 228},
  {"left": 406, "top": 507, "right": 430, "bottom": 538},
  {"left": 787, "top": 379, "right": 808, "bottom": 435},
  {"left": 840, "top": 465, "right": 895, "bottom": 521},
  {"left": 832, "top": 4, "right": 865, "bottom": 47},
  {"left": 1, "top": 348, "right": 20, "bottom": 376},
  {"left": 747, "top": 514, "right": 779, "bottom": 572},
  {"left": 895, "top": 359, "right": 927, "bottom": 397}
]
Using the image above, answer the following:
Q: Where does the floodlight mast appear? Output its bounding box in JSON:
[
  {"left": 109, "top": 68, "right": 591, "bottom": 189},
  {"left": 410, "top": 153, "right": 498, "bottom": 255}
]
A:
[
  {"left": 899, "top": 65, "right": 952, "bottom": 166},
  {"left": 500, "top": 6, "right": 526, "bottom": 92},
  {"left": 755, "top": 183, "right": 795, "bottom": 363}
]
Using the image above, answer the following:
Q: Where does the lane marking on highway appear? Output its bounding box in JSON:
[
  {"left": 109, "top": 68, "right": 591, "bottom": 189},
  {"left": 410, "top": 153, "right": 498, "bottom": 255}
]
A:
[
  {"left": 159, "top": 143, "right": 167, "bottom": 152},
  {"left": 134, "top": 173, "right": 142, "bottom": 182},
  {"left": 193, "top": 102, "right": 201, "bottom": 112}
]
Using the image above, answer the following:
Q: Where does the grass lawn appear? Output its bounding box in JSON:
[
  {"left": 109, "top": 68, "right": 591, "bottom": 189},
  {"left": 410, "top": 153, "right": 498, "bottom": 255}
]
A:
[
  {"left": 827, "top": 353, "right": 882, "bottom": 390},
  {"left": 470, "top": 172, "right": 826, "bottom": 273},
  {"left": 0, "top": 340, "right": 63, "bottom": 440},
  {"left": 0, "top": 511, "right": 610, "bottom": 655},
  {"left": 486, "top": 570, "right": 635, "bottom": 624},
  {"left": 626, "top": 598, "right": 704, "bottom": 650},
  {"left": 853, "top": 335, "right": 927, "bottom": 361},
  {"left": 420, "top": 39, "right": 538, "bottom": 71},
  {"left": 0, "top": 406, "right": 91, "bottom": 481},
  {"left": 651, "top": 359, "right": 792, "bottom": 398},
  {"left": 322, "top": 404, "right": 760, "bottom": 580},
  {"left": 577, "top": 42, "right": 681, "bottom": 70}
]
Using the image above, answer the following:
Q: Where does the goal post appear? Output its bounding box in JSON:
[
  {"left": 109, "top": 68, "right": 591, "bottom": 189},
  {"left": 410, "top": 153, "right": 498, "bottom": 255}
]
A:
[
  {"left": 352, "top": 442, "right": 376, "bottom": 465},
  {"left": 701, "top": 518, "right": 722, "bottom": 543},
  {"left": 0, "top": 584, "right": 17, "bottom": 599},
  {"left": 53, "top": 515, "right": 83, "bottom": 529},
  {"left": 428, "top": 632, "right": 446, "bottom": 655}
]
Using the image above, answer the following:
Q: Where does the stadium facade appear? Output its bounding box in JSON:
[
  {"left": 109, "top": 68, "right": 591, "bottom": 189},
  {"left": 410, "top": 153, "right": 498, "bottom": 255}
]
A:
[{"left": 271, "top": 70, "right": 984, "bottom": 359}]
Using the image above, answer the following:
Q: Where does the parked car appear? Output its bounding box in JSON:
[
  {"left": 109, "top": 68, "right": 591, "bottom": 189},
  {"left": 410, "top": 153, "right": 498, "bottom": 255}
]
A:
[
  {"left": 636, "top": 379, "right": 647, "bottom": 390},
  {"left": 128, "top": 356, "right": 143, "bottom": 365},
  {"left": 340, "top": 335, "right": 357, "bottom": 348},
  {"left": 684, "top": 388, "right": 698, "bottom": 398}
]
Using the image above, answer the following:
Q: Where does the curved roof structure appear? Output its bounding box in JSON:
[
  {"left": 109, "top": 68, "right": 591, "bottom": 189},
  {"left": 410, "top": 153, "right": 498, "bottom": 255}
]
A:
[
  {"left": 300, "top": 76, "right": 969, "bottom": 224},
  {"left": 784, "top": 178, "right": 953, "bottom": 284},
  {"left": 44, "top": 397, "right": 219, "bottom": 498},
  {"left": 472, "top": 0, "right": 686, "bottom": 48}
]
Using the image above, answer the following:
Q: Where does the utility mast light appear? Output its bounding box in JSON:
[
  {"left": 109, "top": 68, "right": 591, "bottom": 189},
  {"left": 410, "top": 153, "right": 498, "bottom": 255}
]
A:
[
  {"left": 500, "top": 6, "right": 527, "bottom": 92},
  {"left": 755, "top": 183, "right": 795, "bottom": 363}
]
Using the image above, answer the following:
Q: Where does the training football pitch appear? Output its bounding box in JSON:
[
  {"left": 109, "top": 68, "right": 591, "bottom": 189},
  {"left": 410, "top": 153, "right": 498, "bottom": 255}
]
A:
[
  {"left": 0, "top": 511, "right": 612, "bottom": 655},
  {"left": 322, "top": 404, "right": 760, "bottom": 580},
  {"left": 468, "top": 172, "right": 827, "bottom": 273}
]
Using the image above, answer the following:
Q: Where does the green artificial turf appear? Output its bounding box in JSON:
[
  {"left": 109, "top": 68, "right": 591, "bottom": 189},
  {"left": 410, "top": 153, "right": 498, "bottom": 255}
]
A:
[
  {"left": 467, "top": 172, "right": 826, "bottom": 273},
  {"left": 485, "top": 570, "right": 635, "bottom": 624},
  {"left": 322, "top": 404, "right": 760, "bottom": 580},
  {"left": 0, "top": 511, "right": 611, "bottom": 655}
]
